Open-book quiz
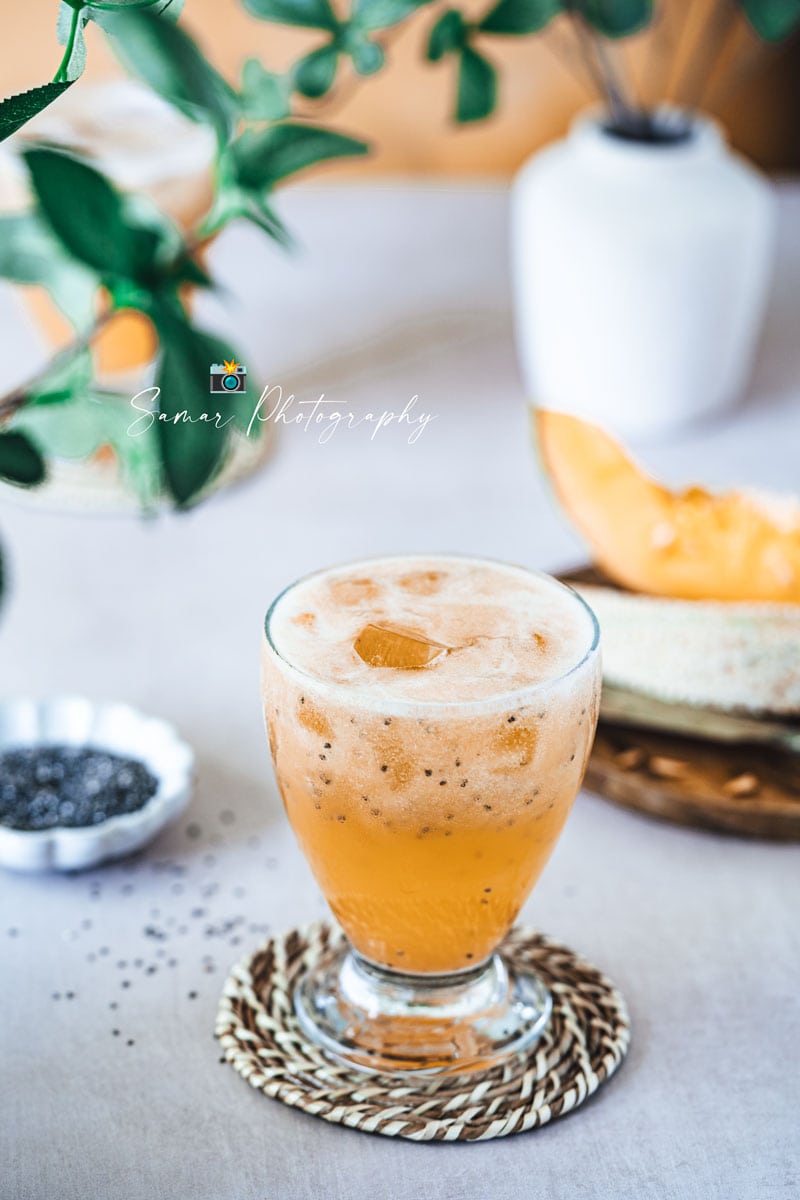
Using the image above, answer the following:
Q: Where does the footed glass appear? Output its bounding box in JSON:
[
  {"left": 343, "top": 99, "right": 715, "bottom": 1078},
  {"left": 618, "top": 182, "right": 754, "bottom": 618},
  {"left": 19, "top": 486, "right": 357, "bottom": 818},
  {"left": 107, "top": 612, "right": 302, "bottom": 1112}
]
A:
[{"left": 261, "top": 556, "right": 600, "bottom": 1075}]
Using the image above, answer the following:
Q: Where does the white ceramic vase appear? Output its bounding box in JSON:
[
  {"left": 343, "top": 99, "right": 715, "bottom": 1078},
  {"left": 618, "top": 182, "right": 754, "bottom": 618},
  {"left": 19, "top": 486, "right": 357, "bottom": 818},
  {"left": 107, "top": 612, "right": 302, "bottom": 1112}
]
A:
[{"left": 511, "top": 111, "right": 777, "bottom": 441}]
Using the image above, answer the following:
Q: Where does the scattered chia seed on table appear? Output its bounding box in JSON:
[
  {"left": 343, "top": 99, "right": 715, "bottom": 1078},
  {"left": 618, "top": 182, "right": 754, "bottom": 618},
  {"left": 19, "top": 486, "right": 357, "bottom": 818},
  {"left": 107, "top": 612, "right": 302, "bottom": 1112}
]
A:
[{"left": 0, "top": 746, "right": 158, "bottom": 831}]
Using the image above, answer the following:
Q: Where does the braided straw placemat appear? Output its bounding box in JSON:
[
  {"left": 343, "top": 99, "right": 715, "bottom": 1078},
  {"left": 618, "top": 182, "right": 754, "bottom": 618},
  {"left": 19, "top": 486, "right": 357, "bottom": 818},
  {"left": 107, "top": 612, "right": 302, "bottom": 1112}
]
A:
[{"left": 215, "top": 922, "right": 630, "bottom": 1142}]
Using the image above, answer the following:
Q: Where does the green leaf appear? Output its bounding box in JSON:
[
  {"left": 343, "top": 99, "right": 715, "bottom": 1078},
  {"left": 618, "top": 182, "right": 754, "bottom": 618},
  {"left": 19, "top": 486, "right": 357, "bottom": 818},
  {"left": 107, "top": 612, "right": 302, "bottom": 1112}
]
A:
[
  {"left": 739, "top": 0, "right": 800, "bottom": 40},
  {"left": 120, "top": 191, "right": 195, "bottom": 282},
  {"left": 351, "top": 0, "right": 434, "bottom": 31},
  {"left": 0, "top": 431, "right": 46, "bottom": 487},
  {"left": 349, "top": 36, "right": 385, "bottom": 74},
  {"left": 171, "top": 253, "right": 213, "bottom": 288},
  {"left": 207, "top": 124, "right": 368, "bottom": 241},
  {"left": 11, "top": 360, "right": 163, "bottom": 509},
  {"left": 56, "top": 2, "right": 89, "bottom": 82},
  {"left": 243, "top": 0, "right": 339, "bottom": 30},
  {"left": 22, "top": 150, "right": 187, "bottom": 292},
  {"left": 24, "top": 146, "right": 162, "bottom": 282},
  {"left": 480, "top": 0, "right": 559, "bottom": 35},
  {"left": 239, "top": 195, "right": 294, "bottom": 246},
  {"left": 294, "top": 45, "right": 340, "bottom": 97},
  {"left": 150, "top": 302, "right": 236, "bottom": 506},
  {"left": 0, "top": 82, "right": 73, "bottom": 143},
  {"left": 0, "top": 212, "right": 97, "bottom": 331},
  {"left": 575, "top": 0, "right": 652, "bottom": 37},
  {"left": 231, "top": 123, "right": 369, "bottom": 191},
  {"left": 456, "top": 45, "right": 496, "bottom": 121},
  {"left": 12, "top": 394, "right": 106, "bottom": 458},
  {"left": 100, "top": 9, "right": 236, "bottom": 144},
  {"left": 27, "top": 348, "right": 94, "bottom": 408},
  {"left": 25, "top": 147, "right": 133, "bottom": 276},
  {"left": 89, "top": 0, "right": 186, "bottom": 13},
  {"left": 427, "top": 9, "right": 467, "bottom": 59},
  {"left": 239, "top": 58, "right": 291, "bottom": 120},
  {"left": 199, "top": 162, "right": 295, "bottom": 244}
]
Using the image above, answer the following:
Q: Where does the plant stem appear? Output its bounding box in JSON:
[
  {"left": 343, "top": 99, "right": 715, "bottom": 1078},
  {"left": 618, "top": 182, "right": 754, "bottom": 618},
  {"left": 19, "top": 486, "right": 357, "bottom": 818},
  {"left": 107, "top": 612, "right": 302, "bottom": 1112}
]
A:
[
  {"left": 674, "top": 0, "right": 739, "bottom": 111},
  {"left": 642, "top": 0, "right": 679, "bottom": 111},
  {"left": 0, "top": 309, "right": 114, "bottom": 426},
  {"left": 53, "top": 3, "right": 85, "bottom": 84},
  {"left": 705, "top": 34, "right": 779, "bottom": 109},
  {"left": 594, "top": 36, "right": 634, "bottom": 125},
  {"left": 541, "top": 20, "right": 603, "bottom": 97},
  {"left": 291, "top": 25, "right": 404, "bottom": 121},
  {"left": 568, "top": 11, "right": 609, "bottom": 97},
  {"left": 568, "top": 11, "right": 632, "bottom": 130}
]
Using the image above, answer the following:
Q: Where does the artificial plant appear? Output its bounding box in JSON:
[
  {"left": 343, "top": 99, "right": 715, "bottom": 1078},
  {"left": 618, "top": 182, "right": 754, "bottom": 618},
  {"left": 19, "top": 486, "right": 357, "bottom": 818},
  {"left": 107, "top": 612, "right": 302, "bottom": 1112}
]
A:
[{"left": 0, "top": 0, "right": 796, "bottom": 506}]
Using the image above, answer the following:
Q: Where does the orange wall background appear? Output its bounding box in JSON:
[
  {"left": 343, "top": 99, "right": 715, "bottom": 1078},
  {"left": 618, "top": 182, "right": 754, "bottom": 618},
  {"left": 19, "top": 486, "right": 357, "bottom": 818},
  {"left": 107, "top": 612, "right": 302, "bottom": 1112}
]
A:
[{"left": 1, "top": 0, "right": 798, "bottom": 173}]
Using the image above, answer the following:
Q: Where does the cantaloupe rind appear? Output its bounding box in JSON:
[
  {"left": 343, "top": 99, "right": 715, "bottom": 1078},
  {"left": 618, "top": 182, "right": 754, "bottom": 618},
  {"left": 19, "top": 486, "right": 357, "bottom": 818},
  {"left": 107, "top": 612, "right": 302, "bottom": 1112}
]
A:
[{"left": 573, "top": 582, "right": 800, "bottom": 715}]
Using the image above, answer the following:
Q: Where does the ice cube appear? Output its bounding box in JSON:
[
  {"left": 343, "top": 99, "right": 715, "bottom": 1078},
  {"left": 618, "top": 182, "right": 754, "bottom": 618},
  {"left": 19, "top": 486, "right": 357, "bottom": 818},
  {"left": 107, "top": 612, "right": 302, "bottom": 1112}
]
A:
[{"left": 354, "top": 624, "right": 449, "bottom": 669}]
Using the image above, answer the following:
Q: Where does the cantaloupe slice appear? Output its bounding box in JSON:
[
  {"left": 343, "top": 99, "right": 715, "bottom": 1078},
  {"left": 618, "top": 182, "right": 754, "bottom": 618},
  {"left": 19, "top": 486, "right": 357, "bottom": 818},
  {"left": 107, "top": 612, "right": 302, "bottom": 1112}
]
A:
[{"left": 536, "top": 410, "right": 800, "bottom": 603}]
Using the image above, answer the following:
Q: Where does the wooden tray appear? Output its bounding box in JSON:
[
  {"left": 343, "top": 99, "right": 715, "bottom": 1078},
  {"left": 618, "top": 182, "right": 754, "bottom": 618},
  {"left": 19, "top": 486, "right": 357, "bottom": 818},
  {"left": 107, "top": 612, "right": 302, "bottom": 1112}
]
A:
[
  {"left": 586, "top": 725, "right": 800, "bottom": 840},
  {"left": 557, "top": 565, "right": 800, "bottom": 838}
]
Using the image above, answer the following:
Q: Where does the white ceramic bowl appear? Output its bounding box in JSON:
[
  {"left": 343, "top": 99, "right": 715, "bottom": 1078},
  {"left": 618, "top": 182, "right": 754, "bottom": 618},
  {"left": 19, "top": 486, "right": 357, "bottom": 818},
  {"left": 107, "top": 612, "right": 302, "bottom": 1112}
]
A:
[{"left": 0, "top": 697, "right": 194, "bottom": 872}]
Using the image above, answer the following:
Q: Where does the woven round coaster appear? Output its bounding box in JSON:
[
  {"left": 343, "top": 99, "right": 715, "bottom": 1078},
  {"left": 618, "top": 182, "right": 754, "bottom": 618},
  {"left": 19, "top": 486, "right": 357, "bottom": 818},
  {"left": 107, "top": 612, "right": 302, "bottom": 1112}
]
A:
[{"left": 215, "top": 922, "right": 630, "bottom": 1142}]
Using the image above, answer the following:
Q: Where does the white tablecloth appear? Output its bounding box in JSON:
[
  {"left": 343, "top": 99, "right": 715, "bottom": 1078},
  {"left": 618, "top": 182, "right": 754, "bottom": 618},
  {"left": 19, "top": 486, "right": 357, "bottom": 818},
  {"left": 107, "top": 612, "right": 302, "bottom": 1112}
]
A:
[{"left": 1, "top": 183, "right": 799, "bottom": 1200}]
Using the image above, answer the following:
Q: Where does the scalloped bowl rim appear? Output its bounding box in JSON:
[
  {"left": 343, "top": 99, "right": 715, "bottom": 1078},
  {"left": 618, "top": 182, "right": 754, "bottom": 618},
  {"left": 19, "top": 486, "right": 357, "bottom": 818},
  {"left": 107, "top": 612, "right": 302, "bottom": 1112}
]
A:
[{"left": 0, "top": 697, "right": 195, "bottom": 871}]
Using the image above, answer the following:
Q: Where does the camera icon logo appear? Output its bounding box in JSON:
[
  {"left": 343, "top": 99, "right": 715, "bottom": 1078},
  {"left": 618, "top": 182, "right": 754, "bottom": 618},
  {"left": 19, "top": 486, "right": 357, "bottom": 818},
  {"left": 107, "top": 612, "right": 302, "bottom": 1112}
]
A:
[{"left": 210, "top": 359, "right": 247, "bottom": 394}]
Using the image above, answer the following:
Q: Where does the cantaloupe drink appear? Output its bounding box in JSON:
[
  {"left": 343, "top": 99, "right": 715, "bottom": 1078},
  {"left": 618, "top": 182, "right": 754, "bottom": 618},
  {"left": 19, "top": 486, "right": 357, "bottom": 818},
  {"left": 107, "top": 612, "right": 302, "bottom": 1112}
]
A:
[{"left": 262, "top": 557, "right": 600, "bottom": 976}]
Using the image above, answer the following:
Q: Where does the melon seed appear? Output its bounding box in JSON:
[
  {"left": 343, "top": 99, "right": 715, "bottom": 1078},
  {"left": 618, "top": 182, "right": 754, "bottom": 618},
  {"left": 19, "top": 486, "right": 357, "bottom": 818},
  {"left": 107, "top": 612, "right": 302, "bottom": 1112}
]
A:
[
  {"left": 648, "top": 755, "right": 688, "bottom": 779},
  {"left": 723, "top": 772, "right": 759, "bottom": 798},
  {"left": 615, "top": 747, "right": 645, "bottom": 771}
]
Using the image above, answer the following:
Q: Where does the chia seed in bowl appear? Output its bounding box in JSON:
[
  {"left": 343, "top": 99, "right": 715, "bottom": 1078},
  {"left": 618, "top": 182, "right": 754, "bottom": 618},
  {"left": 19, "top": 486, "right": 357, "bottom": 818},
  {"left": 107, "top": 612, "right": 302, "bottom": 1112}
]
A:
[
  {"left": 0, "top": 746, "right": 159, "bottom": 832},
  {"left": 0, "top": 697, "right": 194, "bottom": 872}
]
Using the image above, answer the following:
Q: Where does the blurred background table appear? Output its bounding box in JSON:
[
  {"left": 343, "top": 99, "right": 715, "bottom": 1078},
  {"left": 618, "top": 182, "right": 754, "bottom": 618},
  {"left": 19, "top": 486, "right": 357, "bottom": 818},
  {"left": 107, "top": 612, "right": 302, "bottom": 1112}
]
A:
[{"left": 1, "top": 182, "right": 799, "bottom": 1200}]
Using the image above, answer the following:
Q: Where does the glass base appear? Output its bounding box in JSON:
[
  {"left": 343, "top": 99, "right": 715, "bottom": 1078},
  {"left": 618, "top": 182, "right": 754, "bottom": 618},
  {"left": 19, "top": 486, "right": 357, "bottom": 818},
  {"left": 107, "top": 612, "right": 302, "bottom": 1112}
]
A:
[{"left": 293, "top": 942, "right": 552, "bottom": 1076}]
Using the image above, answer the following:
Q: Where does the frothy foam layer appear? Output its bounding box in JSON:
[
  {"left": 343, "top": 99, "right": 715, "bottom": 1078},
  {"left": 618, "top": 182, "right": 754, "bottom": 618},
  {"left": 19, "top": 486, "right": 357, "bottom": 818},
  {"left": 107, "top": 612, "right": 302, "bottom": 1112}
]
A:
[{"left": 267, "top": 557, "right": 596, "bottom": 705}]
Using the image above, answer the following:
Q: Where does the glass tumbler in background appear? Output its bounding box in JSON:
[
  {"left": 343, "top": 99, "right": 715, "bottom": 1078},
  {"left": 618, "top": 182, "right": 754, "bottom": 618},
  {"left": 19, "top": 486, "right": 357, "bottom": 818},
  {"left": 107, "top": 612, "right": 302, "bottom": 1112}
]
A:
[{"left": 261, "top": 556, "right": 601, "bottom": 1075}]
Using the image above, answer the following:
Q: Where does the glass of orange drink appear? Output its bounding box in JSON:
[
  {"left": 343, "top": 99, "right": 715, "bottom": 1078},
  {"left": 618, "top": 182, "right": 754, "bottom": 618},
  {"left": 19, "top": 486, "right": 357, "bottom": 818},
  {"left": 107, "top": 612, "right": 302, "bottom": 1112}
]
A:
[{"left": 262, "top": 555, "right": 601, "bottom": 1075}]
